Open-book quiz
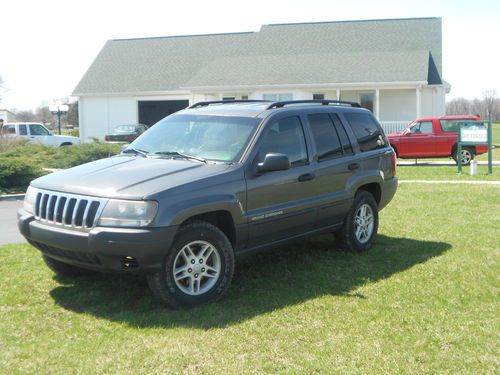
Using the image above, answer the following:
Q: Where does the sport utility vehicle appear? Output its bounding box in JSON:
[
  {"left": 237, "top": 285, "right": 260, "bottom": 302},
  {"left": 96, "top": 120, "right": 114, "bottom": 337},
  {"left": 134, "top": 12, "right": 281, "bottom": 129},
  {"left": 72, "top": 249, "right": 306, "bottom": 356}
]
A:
[{"left": 18, "top": 100, "right": 397, "bottom": 308}]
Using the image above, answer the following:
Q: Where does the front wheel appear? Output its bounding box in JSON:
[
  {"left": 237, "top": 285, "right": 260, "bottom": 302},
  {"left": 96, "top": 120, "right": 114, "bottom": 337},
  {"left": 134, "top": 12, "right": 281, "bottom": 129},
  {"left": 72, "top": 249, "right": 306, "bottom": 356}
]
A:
[
  {"left": 147, "top": 221, "right": 235, "bottom": 309},
  {"left": 453, "top": 147, "right": 474, "bottom": 166},
  {"left": 335, "top": 191, "right": 379, "bottom": 252}
]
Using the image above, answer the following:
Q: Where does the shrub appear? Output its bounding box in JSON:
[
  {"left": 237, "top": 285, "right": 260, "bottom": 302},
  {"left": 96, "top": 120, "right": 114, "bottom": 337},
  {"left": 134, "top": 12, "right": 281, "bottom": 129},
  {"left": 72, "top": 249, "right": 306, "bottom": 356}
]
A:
[
  {"left": 0, "top": 156, "right": 44, "bottom": 191},
  {"left": 0, "top": 141, "right": 121, "bottom": 193}
]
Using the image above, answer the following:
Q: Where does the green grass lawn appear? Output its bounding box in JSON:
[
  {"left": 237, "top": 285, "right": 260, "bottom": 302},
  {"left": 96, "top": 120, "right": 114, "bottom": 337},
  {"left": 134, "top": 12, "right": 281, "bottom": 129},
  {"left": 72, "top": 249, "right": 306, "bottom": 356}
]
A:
[
  {"left": 397, "top": 163, "right": 500, "bottom": 181},
  {"left": 1, "top": 182, "right": 499, "bottom": 373}
]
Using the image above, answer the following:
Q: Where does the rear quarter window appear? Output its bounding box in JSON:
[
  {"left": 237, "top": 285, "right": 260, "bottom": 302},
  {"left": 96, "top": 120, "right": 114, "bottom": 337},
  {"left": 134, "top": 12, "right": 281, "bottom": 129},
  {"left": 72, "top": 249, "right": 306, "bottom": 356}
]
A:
[{"left": 344, "top": 112, "right": 385, "bottom": 152}]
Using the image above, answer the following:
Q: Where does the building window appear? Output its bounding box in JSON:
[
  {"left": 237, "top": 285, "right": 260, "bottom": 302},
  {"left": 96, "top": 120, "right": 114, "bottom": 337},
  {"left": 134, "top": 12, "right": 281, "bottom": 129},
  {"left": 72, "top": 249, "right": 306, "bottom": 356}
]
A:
[
  {"left": 359, "top": 93, "right": 374, "bottom": 112},
  {"left": 241, "top": 95, "right": 249, "bottom": 100},
  {"left": 222, "top": 97, "right": 235, "bottom": 101},
  {"left": 313, "top": 94, "right": 325, "bottom": 100},
  {"left": 263, "top": 93, "right": 293, "bottom": 101}
]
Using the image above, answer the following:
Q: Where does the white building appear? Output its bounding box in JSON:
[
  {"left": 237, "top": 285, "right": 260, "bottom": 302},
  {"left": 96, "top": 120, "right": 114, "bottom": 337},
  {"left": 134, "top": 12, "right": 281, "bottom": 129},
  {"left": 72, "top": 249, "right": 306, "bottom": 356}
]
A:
[{"left": 73, "top": 17, "right": 449, "bottom": 140}]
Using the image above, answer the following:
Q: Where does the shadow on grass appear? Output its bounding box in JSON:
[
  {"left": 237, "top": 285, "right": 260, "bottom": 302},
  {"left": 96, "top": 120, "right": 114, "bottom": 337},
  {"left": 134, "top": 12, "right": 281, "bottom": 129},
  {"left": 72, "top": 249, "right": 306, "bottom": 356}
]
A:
[{"left": 49, "top": 234, "right": 450, "bottom": 328}]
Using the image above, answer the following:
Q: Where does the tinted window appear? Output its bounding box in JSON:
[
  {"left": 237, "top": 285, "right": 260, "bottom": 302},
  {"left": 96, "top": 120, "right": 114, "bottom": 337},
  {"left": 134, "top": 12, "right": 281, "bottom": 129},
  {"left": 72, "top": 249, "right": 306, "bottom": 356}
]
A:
[
  {"left": 440, "top": 119, "right": 478, "bottom": 132},
  {"left": 257, "top": 116, "right": 307, "bottom": 166},
  {"left": 308, "top": 114, "right": 342, "bottom": 161},
  {"left": 330, "top": 113, "right": 353, "bottom": 155},
  {"left": 19, "top": 124, "right": 28, "bottom": 135},
  {"left": 344, "top": 113, "right": 385, "bottom": 152}
]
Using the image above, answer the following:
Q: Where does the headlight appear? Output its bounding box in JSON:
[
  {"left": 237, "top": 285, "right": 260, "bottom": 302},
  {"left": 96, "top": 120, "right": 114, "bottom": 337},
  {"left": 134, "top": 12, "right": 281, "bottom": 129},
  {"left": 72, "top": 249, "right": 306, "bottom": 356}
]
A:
[
  {"left": 97, "top": 200, "right": 158, "bottom": 227},
  {"left": 23, "top": 186, "right": 37, "bottom": 214}
]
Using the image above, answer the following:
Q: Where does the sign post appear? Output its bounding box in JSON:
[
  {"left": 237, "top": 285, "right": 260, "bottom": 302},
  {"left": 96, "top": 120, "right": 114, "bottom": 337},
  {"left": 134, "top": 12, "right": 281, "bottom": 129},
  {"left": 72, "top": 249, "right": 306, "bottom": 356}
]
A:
[{"left": 457, "top": 120, "right": 492, "bottom": 174}]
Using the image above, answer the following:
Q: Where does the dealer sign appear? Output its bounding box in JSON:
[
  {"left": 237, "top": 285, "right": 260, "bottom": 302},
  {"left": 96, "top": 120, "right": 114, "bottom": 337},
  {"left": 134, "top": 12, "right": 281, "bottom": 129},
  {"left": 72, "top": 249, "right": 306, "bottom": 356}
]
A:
[{"left": 460, "top": 127, "right": 488, "bottom": 143}]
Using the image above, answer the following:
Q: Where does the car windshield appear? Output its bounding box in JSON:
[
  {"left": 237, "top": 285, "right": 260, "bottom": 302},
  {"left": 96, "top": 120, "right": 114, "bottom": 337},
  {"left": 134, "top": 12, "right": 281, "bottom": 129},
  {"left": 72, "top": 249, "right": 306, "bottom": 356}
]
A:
[
  {"left": 114, "top": 125, "right": 139, "bottom": 133},
  {"left": 128, "top": 114, "right": 261, "bottom": 162}
]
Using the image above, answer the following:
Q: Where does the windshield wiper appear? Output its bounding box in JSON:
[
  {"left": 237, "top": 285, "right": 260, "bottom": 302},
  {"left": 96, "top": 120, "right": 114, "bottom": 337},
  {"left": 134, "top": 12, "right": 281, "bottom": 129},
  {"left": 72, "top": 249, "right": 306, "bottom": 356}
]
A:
[
  {"left": 122, "top": 148, "right": 149, "bottom": 157},
  {"left": 155, "top": 151, "right": 207, "bottom": 163}
]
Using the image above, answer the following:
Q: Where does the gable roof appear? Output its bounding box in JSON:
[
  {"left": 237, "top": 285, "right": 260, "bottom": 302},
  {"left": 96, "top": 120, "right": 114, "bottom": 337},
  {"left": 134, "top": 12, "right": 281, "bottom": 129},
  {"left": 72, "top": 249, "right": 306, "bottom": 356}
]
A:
[{"left": 73, "top": 17, "right": 442, "bottom": 95}]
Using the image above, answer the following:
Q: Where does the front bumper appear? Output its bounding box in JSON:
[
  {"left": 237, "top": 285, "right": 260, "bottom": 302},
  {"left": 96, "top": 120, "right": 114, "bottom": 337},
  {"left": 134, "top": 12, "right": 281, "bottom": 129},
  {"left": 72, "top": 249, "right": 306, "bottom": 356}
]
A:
[{"left": 18, "top": 209, "right": 178, "bottom": 274}]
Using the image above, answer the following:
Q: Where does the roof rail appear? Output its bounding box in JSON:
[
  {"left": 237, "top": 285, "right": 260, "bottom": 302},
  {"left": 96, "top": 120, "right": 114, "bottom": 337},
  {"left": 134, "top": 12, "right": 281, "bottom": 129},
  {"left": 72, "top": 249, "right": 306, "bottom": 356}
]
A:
[
  {"left": 188, "top": 100, "right": 270, "bottom": 109},
  {"left": 266, "top": 100, "right": 361, "bottom": 110}
]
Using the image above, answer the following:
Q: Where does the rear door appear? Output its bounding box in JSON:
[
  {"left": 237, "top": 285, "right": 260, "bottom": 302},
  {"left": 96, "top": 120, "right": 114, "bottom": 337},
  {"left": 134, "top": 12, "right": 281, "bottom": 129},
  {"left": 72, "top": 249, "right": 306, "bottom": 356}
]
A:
[
  {"left": 304, "top": 112, "right": 354, "bottom": 228},
  {"left": 245, "top": 114, "right": 316, "bottom": 247}
]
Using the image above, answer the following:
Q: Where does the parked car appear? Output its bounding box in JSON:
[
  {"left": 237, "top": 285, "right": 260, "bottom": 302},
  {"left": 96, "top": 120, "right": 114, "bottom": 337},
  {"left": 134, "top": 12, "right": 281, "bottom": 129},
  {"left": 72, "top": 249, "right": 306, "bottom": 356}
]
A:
[
  {"left": 104, "top": 124, "right": 148, "bottom": 143},
  {"left": 386, "top": 115, "right": 488, "bottom": 165},
  {"left": 1, "top": 122, "right": 80, "bottom": 147},
  {"left": 18, "top": 100, "right": 397, "bottom": 308}
]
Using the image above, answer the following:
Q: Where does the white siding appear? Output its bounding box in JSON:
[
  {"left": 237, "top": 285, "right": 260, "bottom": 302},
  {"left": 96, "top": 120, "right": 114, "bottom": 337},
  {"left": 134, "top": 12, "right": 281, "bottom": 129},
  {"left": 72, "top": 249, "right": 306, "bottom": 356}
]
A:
[
  {"left": 379, "top": 89, "right": 416, "bottom": 121},
  {"left": 79, "top": 96, "right": 137, "bottom": 141},
  {"left": 421, "top": 86, "right": 445, "bottom": 117}
]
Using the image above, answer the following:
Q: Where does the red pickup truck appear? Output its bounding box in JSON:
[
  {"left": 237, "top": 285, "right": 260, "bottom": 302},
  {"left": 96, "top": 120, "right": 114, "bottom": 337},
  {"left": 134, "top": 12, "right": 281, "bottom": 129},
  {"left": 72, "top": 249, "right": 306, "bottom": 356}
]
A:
[{"left": 387, "top": 116, "right": 488, "bottom": 165}]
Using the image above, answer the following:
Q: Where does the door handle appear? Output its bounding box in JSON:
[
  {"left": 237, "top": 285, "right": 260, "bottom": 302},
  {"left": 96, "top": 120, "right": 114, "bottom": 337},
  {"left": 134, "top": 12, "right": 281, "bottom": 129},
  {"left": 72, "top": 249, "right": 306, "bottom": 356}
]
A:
[
  {"left": 298, "top": 173, "right": 315, "bottom": 182},
  {"left": 348, "top": 163, "right": 360, "bottom": 171}
]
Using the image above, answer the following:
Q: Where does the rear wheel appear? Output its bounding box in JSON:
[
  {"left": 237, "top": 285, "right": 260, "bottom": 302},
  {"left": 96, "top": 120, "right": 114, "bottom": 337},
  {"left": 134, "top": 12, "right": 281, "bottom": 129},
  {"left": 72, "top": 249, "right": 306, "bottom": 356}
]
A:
[
  {"left": 147, "top": 221, "right": 235, "bottom": 309},
  {"left": 453, "top": 147, "right": 474, "bottom": 166},
  {"left": 42, "top": 255, "right": 93, "bottom": 277},
  {"left": 335, "top": 191, "right": 379, "bottom": 252}
]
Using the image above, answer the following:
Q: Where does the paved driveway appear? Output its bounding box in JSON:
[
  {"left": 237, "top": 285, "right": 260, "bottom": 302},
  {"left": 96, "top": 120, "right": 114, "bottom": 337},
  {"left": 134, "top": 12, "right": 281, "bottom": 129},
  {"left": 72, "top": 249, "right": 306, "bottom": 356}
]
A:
[{"left": 0, "top": 199, "right": 25, "bottom": 245}]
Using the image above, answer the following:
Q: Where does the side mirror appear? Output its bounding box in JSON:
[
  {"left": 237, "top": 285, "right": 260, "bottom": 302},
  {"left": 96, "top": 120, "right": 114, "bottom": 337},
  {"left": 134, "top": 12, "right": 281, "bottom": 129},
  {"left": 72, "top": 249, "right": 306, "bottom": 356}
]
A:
[{"left": 257, "top": 153, "right": 290, "bottom": 173}]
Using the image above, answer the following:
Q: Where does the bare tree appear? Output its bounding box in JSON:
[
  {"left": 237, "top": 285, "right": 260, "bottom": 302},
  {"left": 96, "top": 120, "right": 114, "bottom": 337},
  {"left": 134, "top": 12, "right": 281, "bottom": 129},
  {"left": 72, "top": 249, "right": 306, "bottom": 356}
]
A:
[
  {"left": 446, "top": 97, "right": 471, "bottom": 115},
  {"left": 482, "top": 90, "right": 498, "bottom": 120}
]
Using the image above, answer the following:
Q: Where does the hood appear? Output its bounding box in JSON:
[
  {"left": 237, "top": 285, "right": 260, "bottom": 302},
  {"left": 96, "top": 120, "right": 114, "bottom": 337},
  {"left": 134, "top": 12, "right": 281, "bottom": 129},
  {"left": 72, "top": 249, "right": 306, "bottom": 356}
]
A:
[{"left": 31, "top": 156, "right": 232, "bottom": 199}]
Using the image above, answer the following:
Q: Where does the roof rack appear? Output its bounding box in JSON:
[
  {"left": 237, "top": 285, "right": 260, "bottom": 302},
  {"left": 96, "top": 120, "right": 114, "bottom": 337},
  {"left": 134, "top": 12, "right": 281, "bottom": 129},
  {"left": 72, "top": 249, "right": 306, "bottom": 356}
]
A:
[
  {"left": 188, "top": 100, "right": 270, "bottom": 109},
  {"left": 266, "top": 100, "right": 361, "bottom": 110}
]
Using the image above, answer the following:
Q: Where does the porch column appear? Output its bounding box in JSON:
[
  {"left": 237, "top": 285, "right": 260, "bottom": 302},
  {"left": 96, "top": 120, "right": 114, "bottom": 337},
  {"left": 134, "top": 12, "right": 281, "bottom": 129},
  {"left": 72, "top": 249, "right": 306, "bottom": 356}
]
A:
[
  {"left": 374, "top": 88, "right": 380, "bottom": 120},
  {"left": 336, "top": 89, "right": 340, "bottom": 100},
  {"left": 416, "top": 86, "right": 422, "bottom": 118}
]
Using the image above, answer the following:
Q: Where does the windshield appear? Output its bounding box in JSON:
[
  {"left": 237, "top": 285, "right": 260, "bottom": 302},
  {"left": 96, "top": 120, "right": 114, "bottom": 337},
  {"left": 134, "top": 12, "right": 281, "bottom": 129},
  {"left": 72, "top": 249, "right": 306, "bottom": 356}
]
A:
[
  {"left": 114, "top": 125, "right": 139, "bottom": 133},
  {"left": 129, "top": 114, "right": 261, "bottom": 162}
]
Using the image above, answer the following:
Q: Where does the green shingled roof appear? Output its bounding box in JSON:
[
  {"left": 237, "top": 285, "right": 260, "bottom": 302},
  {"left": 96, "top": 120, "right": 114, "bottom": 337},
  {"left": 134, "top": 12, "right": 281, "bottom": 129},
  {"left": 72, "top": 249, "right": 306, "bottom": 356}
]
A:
[{"left": 73, "top": 17, "right": 442, "bottom": 95}]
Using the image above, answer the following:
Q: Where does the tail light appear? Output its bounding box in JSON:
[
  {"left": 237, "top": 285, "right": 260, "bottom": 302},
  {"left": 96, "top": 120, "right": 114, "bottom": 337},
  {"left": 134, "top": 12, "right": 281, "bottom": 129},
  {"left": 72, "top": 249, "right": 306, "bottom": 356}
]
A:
[
  {"left": 125, "top": 135, "right": 135, "bottom": 141},
  {"left": 390, "top": 149, "right": 397, "bottom": 177}
]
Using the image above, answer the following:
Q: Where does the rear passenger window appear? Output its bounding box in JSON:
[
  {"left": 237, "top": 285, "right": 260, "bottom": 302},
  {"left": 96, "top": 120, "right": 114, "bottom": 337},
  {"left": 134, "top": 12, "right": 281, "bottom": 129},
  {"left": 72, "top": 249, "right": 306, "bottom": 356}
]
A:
[
  {"left": 344, "top": 113, "right": 385, "bottom": 152},
  {"left": 308, "top": 114, "right": 343, "bottom": 161},
  {"left": 19, "top": 125, "right": 28, "bottom": 135}
]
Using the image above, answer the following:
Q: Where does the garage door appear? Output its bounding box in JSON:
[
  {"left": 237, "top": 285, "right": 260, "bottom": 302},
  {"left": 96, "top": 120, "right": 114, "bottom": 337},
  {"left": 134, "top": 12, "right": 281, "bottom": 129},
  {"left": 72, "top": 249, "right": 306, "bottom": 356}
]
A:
[{"left": 138, "top": 100, "right": 189, "bottom": 126}]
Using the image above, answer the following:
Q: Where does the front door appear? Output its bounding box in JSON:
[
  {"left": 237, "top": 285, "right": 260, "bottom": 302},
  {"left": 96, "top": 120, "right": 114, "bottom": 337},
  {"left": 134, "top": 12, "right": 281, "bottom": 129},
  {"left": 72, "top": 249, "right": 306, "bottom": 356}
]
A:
[
  {"left": 245, "top": 115, "right": 315, "bottom": 247},
  {"left": 398, "top": 121, "right": 435, "bottom": 157}
]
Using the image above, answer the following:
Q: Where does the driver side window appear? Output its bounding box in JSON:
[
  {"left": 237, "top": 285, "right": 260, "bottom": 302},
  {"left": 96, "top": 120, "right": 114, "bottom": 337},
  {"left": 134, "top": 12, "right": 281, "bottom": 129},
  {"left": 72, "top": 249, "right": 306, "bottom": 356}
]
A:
[
  {"left": 410, "top": 121, "right": 433, "bottom": 134},
  {"left": 257, "top": 116, "right": 308, "bottom": 167}
]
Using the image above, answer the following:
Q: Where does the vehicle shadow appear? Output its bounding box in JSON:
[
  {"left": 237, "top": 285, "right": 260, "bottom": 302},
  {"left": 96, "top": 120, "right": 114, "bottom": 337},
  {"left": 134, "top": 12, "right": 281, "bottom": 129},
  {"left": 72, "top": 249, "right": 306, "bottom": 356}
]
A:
[{"left": 49, "top": 234, "right": 451, "bottom": 329}]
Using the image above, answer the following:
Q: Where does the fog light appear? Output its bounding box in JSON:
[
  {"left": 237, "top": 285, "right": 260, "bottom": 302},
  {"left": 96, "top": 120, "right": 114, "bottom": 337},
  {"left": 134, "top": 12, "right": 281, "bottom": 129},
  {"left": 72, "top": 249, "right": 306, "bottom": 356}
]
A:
[{"left": 122, "top": 256, "right": 139, "bottom": 269}]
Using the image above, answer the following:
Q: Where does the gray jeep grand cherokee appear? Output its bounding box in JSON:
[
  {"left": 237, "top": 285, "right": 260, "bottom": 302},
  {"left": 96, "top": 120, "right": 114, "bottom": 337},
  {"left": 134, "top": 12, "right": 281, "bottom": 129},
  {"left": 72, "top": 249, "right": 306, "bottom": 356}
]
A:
[{"left": 18, "top": 100, "right": 397, "bottom": 308}]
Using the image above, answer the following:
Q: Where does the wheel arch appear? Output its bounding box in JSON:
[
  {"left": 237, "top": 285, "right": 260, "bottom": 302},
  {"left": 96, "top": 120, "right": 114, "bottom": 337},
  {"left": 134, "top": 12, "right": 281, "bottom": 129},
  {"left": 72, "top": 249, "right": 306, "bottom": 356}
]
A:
[
  {"left": 357, "top": 182, "right": 382, "bottom": 205},
  {"left": 180, "top": 210, "right": 237, "bottom": 248}
]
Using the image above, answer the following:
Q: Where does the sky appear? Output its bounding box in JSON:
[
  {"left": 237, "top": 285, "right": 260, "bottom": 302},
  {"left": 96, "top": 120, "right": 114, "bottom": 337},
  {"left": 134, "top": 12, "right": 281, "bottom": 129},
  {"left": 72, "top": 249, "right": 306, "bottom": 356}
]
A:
[{"left": 0, "top": 0, "right": 499, "bottom": 111}]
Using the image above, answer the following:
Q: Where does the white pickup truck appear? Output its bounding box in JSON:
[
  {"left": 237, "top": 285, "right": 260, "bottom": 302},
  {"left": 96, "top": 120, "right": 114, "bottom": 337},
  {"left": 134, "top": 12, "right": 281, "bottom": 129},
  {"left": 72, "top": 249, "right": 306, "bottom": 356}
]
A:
[{"left": 1, "top": 122, "right": 80, "bottom": 146}]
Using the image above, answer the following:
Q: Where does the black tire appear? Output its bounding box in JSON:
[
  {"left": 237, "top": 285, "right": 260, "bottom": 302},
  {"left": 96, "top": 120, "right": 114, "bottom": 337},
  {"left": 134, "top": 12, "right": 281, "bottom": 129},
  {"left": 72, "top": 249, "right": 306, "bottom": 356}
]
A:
[
  {"left": 147, "top": 221, "right": 235, "bottom": 309},
  {"left": 335, "top": 190, "right": 379, "bottom": 253},
  {"left": 42, "top": 255, "right": 93, "bottom": 277},
  {"left": 453, "top": 147, "right": 474, "bottom": 166}
]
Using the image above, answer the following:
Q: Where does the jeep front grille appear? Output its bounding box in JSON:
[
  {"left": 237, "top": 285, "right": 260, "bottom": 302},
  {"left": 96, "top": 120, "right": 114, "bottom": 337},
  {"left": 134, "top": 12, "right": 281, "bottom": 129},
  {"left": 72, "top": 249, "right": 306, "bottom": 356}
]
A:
[{"left": 34, "top": 189, "right": 107, "bottom": 231}]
